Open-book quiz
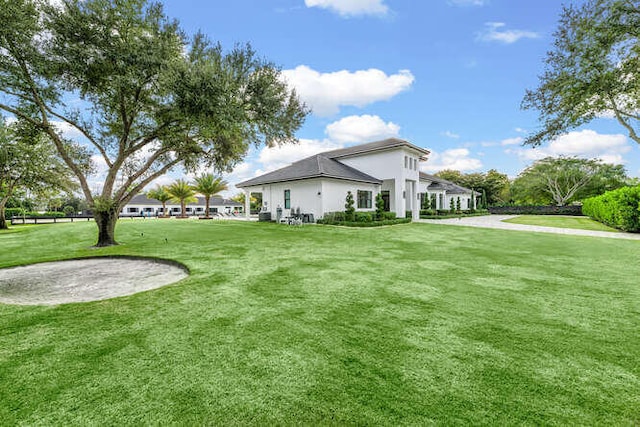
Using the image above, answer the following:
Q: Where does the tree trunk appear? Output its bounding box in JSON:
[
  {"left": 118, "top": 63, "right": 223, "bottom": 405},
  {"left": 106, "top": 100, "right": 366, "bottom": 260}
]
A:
[
  {"left": 0, "top": 205, "right": 7, "bottom": 230},
  {"left": 205, "top": 196, "right": 210, "bottom": 219},
  {"left": 180, "top": 201, "right": 186, "bottom": 218},
  {"left": 94, "top": 206, "right": 119, "bottom": 247},
  {"left": 162, "top": 201, "right": 167, "bottom": 217}
]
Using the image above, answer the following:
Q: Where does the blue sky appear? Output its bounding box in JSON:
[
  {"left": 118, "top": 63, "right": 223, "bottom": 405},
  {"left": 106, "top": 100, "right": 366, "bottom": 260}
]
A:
[{"left": 156, "top": 0, "right": 640, "bottom": 195}]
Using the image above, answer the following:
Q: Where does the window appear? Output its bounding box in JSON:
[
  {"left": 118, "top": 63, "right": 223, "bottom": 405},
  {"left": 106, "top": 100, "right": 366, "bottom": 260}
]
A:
[
  {"left": 284, "top": 189, "right": 291, "bottom": 209},
  {"left": 357, "top": 190, "right": 372, "bottom": 209},
  {"left": 128, "top": 207, "right": 138, "bottom": 213},
  {"left": 404, "top": 156, "right": 408, "bottom": 168},
  {"left": 413, "top": 158, "right": 417, "bottom": 170}
]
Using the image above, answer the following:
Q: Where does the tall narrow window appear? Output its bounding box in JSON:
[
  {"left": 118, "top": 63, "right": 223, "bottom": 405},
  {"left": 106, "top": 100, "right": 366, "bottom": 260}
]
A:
[
  {"left": 284, "top": 189, "right": 291, "bottom": 209},
  {"left": 404, "top": 156, "right": 408, "bottom": 168},
  {"left": 357, "top": 190, "right": 372, "bottom": 209}
]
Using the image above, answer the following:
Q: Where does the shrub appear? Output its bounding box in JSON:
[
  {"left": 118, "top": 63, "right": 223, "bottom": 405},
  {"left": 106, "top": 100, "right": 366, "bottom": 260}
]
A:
[
  {"left": 420, "top": 209, "right": 436, "bottom": 216},
  {"left": 323, "top": 211, "right": 345, "bottom": 222},
  {"left": 375, "top": 193, "right": 385, "bottom": 220},
  {"left": 5, "top": 207, "right": 25, "bottom": 218},
  {"left": 354, "top": 212, "right": 373, "bottom": 222},
  {"left": 582, "top": 186, "right": 640, "bottom": 232},
  {"left": 449, "top": 199, "right": 455, "bottom": 213},
  {"left": 63, "top": 205, "right": 76, "bottom": 216},
  {"left": 406, "top": 210, "right": 413, "bottom": 219},
  {"left": 381, "top": 211, "right": 396, "bottom": 220},
  {"left": 345, "top": 191, "right": 355, "bottom": 222}
]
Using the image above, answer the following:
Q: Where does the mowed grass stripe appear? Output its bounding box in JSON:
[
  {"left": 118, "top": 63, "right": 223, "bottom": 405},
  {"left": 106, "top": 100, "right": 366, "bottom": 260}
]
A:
[
  {"left": 0, "top": 220, "right": 638, "bottom": 424},
  {"left": 503, "top": 214, "right": 620, "bottom": 232}
]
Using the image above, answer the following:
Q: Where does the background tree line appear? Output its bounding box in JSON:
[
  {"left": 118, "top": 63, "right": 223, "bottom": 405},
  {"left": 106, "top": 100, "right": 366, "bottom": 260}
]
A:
[{"left": 436, "top": 156, "right": 635, "bottom": 207}]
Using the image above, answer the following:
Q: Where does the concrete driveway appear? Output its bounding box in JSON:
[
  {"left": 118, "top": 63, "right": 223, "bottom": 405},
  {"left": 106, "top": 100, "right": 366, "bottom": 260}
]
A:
[{"left": 417, "top": 215, "right": 640, "bottom": 241}]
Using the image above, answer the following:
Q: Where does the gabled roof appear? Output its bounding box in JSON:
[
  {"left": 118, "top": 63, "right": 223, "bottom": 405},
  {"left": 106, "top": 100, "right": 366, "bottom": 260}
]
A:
[
  {"left": 236, "top": 154, "right": 383, "bottom": 188},
  {"left": 323, "top": 138, "right": 430, "bottom": 160},
  {"left": 129, "top": 194, "right": 242, "bottom": 206},
  {"left": 419, "top": 172, "right": 475, "bottom": 195}
]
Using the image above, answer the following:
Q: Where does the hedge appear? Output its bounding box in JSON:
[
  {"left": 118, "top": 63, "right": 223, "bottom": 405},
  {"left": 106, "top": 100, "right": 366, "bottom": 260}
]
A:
[
  {"left": 420, "top": 210, "right": 489, "bottom": 220},
  {"left": 322, "top": 211, "right": 396, "bottom": 223},
  {"left": 582, "top": 186, "right": 640, "bottom": 232},
  {"left": 488, "top": 205, "right": 583, "bottom": 216},
  {"left": 5, "top": 210, "right": 67, "bottom": 218}
]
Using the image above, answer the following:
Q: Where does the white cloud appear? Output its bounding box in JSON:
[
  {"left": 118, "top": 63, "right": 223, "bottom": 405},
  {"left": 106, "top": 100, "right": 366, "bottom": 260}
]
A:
[
  {"left": 304, "top": 0, "right": 389, "bottom": 17},
  {"left": 422, "top": 148, "right": 483, "bottom": 172},
  {"left": 501, "top": 136, "right": 523, "bottom": 146},
  {"left": 514, "top": 127, "right": 527, "bottom": 133},
  {"left": 282, "top": 65, "right": 414, "bottom": 116},
  {"left": 441, "top": 130, "right": 460, "bottom": 139},
  {"left": 506, "top": 129, "right": 631, "bottom": 164},
  {"left": 325, "top": 114, "right": 400, "bottom": 143},
  {"left": 448, "top": 0, "right": 486, "bottom": 6},
  {"left": 477, "top": 22, "right": 540, "bottom": 44}
]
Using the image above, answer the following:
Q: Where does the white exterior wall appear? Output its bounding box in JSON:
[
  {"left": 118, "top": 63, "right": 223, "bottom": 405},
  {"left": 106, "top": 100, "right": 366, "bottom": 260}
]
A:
[
  {"left": 321, "top": 179, "right": 379, "bottom": 217},
  {"left": 337, "top": 148, "right": 423, "bottom": 219},
  {"left": 244, "top": 179, "right": 323, "bottom": 220},
  {"left": 243, "top": 178, "right": 379, "bottom": 220}
]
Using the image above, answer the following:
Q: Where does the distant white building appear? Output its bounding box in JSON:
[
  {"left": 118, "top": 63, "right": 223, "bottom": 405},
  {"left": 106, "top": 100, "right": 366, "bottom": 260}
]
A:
[
  {"left": 236, "top": 138, "right": 478, "bottom": 222},
  {"left": 121, "top": 194, "right": 243, "bottom": 217}
]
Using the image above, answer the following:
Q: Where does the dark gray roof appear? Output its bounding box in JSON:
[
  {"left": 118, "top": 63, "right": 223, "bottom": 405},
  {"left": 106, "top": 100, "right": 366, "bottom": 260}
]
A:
[
  {"left": 323, "top": 138, "right": 430, "bottom": 159},
  {"left": 236, "top": 154, "right": 383, "bottom": 187},
  {"left": 129, "top": 194, "right": 242, "bottom": 206},
  {"left": 419, "top": 172, "right": 475, "bottom": 195}
]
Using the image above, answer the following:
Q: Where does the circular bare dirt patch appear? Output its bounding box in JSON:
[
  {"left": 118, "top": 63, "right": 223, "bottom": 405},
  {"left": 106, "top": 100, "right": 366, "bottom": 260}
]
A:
[{"left": 0, "top": 257, "right": 189, "bottom": 305}]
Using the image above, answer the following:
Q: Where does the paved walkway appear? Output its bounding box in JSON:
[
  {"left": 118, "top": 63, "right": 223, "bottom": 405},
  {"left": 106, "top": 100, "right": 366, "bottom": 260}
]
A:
[{"left": 417, "top": 215, "right": 640, "bottom": 241}]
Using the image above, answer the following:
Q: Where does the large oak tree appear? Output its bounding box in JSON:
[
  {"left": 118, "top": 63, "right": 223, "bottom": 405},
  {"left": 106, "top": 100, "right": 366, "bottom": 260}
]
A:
[
  {"left": 510, "top": 156, "right": 628, "bottom": 206},
  {"left": 0, "top": 0, "right": 307, "bottom": 246},
  {"left": 523, "top": 0, "right": 640, "bottom": 147}
]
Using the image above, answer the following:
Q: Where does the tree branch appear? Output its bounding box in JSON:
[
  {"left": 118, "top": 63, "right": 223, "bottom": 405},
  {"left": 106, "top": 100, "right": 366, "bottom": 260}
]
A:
[
  {"left": 607, "top": 92, "right": 640, "bottom": 144},
  {"left": 118, "top": 157, "right": 181, "bottom": 206},
  {"left": 113, "top": 148, "right": 172, "bottom": 201},
  {"left": 43, "top": 106, "right": 113, "bottom": 168},
  {"left": 6, "top": 40, "right": 94, "bottom": 204}
]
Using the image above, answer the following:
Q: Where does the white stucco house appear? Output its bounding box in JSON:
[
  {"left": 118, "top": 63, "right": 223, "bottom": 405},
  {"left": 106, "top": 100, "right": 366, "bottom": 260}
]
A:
[
  {"left": 122, "top": 194, "right": 243, "bottom": 217},
  {"left": 237, "top": 138, "right": 478, "bottom": 222},
  {"left": 419, "top": 172, "right": 478, "bottom": 211}
]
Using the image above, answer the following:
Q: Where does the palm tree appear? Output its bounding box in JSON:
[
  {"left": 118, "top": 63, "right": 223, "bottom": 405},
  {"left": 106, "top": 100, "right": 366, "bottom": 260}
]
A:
[
  {"left": 166, "top": 179, "right": 197, "bottom": 218},
  {"left": 146, "top": 185, "right": 172, "bottom": 218},
  {"left": 193, "top": 174, "right": 228, "bottom": 219}
]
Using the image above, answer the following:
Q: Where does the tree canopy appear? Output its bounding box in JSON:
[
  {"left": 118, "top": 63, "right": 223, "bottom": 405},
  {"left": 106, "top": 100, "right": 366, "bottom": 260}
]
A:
[
  {"left": 523, "top": 0, "right": 640, "bottom": 147},
  {"left": 434, "top": 169, "right": 510, "bottom": 206},
  {"left": 510, "top": 156, "right": 628, "bottom": 206},
  {"left": 0, "top": 118, "right": 77, "bottom": 229},
  {"left": 0, "top": 0, "right": 307, "bottom": 245}
]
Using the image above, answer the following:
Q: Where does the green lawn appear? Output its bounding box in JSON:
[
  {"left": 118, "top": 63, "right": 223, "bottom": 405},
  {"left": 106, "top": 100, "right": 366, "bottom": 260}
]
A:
[
  {"left": 1, "top": 220, "right": 639, "bottom": 424},
  {"left": 503, "top": 214, "right": 620, "bottom": 232}
]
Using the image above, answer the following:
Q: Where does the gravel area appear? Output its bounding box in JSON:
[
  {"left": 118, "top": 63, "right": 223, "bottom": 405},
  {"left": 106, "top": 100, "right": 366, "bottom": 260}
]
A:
[
  {"left": 417, "top": 215, "right": 640, "bottom": 240},
  {"left": 0, "top": 257, "right": 188, "bottom": 305}
]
